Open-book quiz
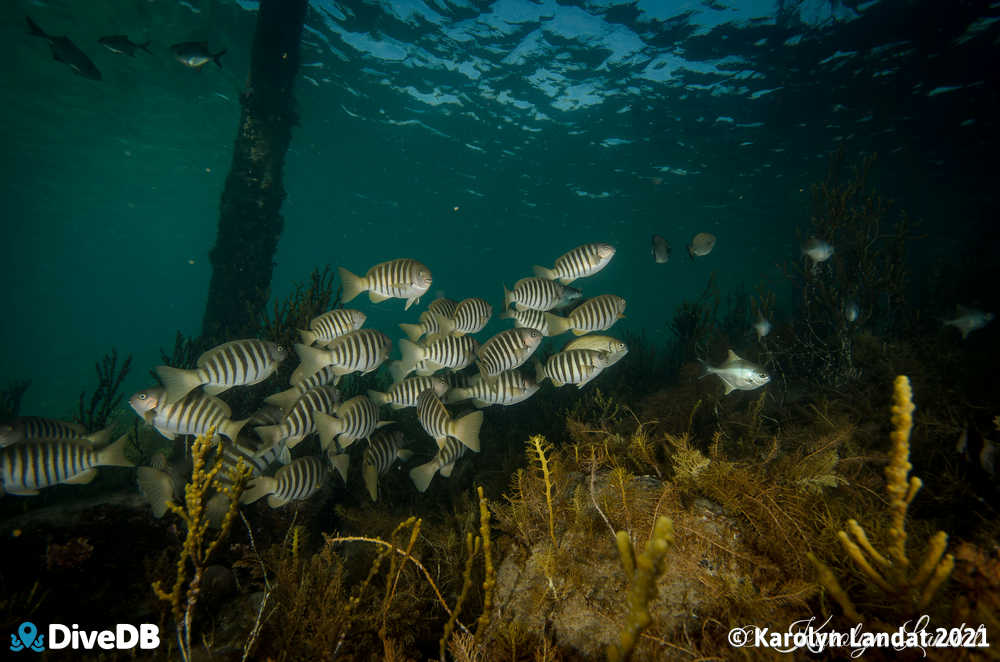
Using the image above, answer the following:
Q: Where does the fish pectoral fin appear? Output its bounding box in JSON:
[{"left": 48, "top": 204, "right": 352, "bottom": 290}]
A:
[{"left": 65, "top": 468, "right": 99, "bottom": 485}]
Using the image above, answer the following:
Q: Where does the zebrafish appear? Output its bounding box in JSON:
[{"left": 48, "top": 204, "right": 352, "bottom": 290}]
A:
[
  {"left": 291, "top": 329, "right": 392, "bottom": 385},
  {"left": 435, "top": 297, "right": 492, "bottom": 336},
  {"left": 444, "top": 370, "right": 539, "bottom": 408},
  {"left": 476, "top": 328, "right": 543, "bottom": 378},
  {"left": 416, "top": 390, "right": 483, "bottom": 452},
  {"left": 240, "top": 456, "right": 327, "bottom": 508},
  {"left": 498, "top": 308, "right": 551, "bottom": 335},
  {"left": 368, "top": 376, "right": 449, "bottom": 409},
  {"left": 688, "top": 232, "right": 716, "bottom": 258},
  {"left": 651, "top": 234, "right": 671, "bottom": 263},
  {"left": 545, "top": 295, "right": 626, "bottom": 336},
  {"left": 563, "top": 335, "right": 629, "bottom": 366},
  {"left": 391, "top": 336, "right": 479, "bottom": 381},
  {"left": 170, "top": 41, "right": 226, "bottom": 69},
  {"left": 944, "top": 305, "right": 994, "bottom": 340},
  {"left": 129, "top": 387, "right": 247, "bottom": 441},
  {"left": 255, "top": 385, "right": 340, "bottom": 449},
  {"left": 338, "top": 258, "right": 432, "bottom": 310},
  {"left": 409, "top": 436, "right": 468, "bottom": 493},
  {"left": 363, "top": 429, "right": 413, "bottom": 502},
  {"left": 98, "top": 35, "right": 151, "bottom": 56},
  {"left": 155, "top": 339, "right": 288, "bottom": 405},
  {"left": 535, "top": 349, "right": 611, "bottom": 388},
  {"left": 532, "top": 242, "right": 615, "bottom": 285},
  {"left": 399, "top": 310, "right": 444, "bottom": 343},
  {"left": 699, "top": 349, "right": 770, "bottom": 395},
  {"left": 298, "top": 309, "right": 367, "bottom": 347},
  {"left": 27, "top": 17, "right": 102, "bottom": 80},
  {"left": 263, "top": 366, "right": 340, "bottom": 413},
  {"left": 314, "top": 395, "right": 387, "bottom": 453},
  {"left": 0, "top": 435, "right": 132, "bottom": 496},
  {"left": 503, "top": 277, "right": 581, "bottom": 312},
  {"left": 0, "top": 417, "right": 112, "bottom": 448}
]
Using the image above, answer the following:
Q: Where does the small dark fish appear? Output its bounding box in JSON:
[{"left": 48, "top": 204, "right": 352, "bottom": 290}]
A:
[
  {"left": 651, "top": 234, "right": 670, "bottom": 263},
  {"left": 170, "top": 41, "right": 226, "bottom": 69},
  {"left": 98, "top": 35, "right": 152, "bottom": 57},
  {"left": 27, "top": 16, "right": 102, "bottom": 80}
]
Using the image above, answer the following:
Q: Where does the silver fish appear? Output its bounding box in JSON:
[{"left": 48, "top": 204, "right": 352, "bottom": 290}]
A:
[
  {"left": 338, "top": 258, "right": 432, "bottom": 310},
  {"left": 477, "top": 328, "right": 543, "bottom": 377},
  {"left": 369, "top": 376, "right": 449, "bottom": 409},
  {"left": 240, "top": 456, "right": 326, "bottom": 508},
  {"left": 532, "top": 242, "right": 616, "bottom": 285},
  {"left": 545, "top": 295, "right": 626, "bottom": 336},
  {"left": 535, "top": 349, "right": 611, "bottom": 388},
  {"left": 444, "top": 370, "right": 539, "bottom": 408},
  {"left": 700, "top": 349, "right": 770, "bottom": 395},
  {"left": 651, "top": 234, "right": 671, "bottom": 263},
  {"left": 255, "top": 384, "right": 340, "bottom": 449},
  {"left": 944, "top": 306, "right": 994, "bottom": 340},
  {"left": 503, "top": 277, "right": 581, "bottom": 312},
  {"left": 363, "top": 429, "right": 413, "bottom": 502},
  {"left": 170, "top": 41, "right": 226, "bottom": 69},
  {"left": 688, "top": 232, "right": 716, "bottom": 258},
  {"left": 314, "top": 395, "right": 387, "bottom": 452},
  {"left": 129, "top": 387, "right": 247, "bottom": 441},
  {"left": 436, "top": 297, "right": 492, "bottom": 336},
  {"left": 1, "top": 435, "right": 132, "bottom": 496},
  {"left": 498, "top": 308, "right": 551, "bottom": 335},
  {"left": 299, "top": 309, "right": 367, "bottom": 347},
  {"left": 409, "top": 436, "right": 467, "bottom": 493},
  {"left": 416, "top": 390, "right": 483, "bottom": 452},
  {"left": 291, "top": 329, "right": 392, "bottom": 385},
  {"left": 155, "top": 339, "right": 288, "bottom": 405}
]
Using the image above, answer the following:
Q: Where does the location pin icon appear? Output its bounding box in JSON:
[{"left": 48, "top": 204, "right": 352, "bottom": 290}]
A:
[{"left": 18, "top": 623, "right": 36, "bottom": 647}]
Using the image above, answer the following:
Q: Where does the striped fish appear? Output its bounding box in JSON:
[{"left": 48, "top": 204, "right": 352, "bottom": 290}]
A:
[
  {"left": 409, "top": 436, "right": 468, "bottom": 493},
  {"left": 290, "top": 329, "right": 392, "bottom": 385},
  {"left": 298, "top": 309, "right": 367, "bottom": 346},
  {"left": 0, "top": 417, "right": 112, "bottom": 448},
  {"left": 533, "top": 242, "right": 616, "bottom": 285},
  {"left": 535, "top": 349, "right": 611, "bottom": 388},
  {"left": 0, "top": 435, "right": 133, "bottom": 496},
  {"left": 314, "top": 395, "right": 387, "bottom": 453},
  {"left": 391, "top": 336, "right": 479, "bottom": 381},
  {"left": 255, "top": 384, "right": 340, "bottom": 449},
  {"left": 444, "top": 370, "right": 539, "bottom": 408},
  {"left": 128, "top": 387, "right": 247, "bottom": 441},
  {"left": 363, "top": 429, "right": 414, "bottom": 502},
  {"left": 428, "top": 297, "right": 458, "bottom": 318},
  {"left": 440, "top": 372, "right": 474, "bottom": 390},
  {"left": 399, "top": 310, "right": 444, "bottom": 343},
  {"left": 338, "top": 258, "right": 433, "bottom": 310},
  {"left": 435, "top": 297, "right": 492, "bottom": 336},
  {"left": 564, "top": 335, "right": 629, "bottom": 367},
  {"left": 503, "top": 277, "right": 581, "bottom": 312},
  {"left": 545, "top": 295, "right": 627, "bottom": 336},
  {"left": 216, "top": 438, "right": 288, "bottom": 489},
  {"left": 155, "top": 339, "right": 288, "bottom": 404},
  {"left": 368, "top": 376, "right": 449, "bottom": 409},
  {"left": 416, "top": 390, "right": 483, "bottom": 452},
  {"left": 240, "top": 456, "right": 327, "bottom": 508},
  {"left": 264, "top": 366, "right": 339, "bottom": 413},
  {"left": 498, "top": 308, "right": 551, "bottom": 336},
  {"left": 476, "top": 328, "right": 543, "bottom": 378}
]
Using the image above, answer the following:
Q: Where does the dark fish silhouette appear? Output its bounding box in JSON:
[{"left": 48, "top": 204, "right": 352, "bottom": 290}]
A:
[
  {"left": 27, "top": 16, "right": 102, "bottom": 80},
  {"left": 170, "top": 41, "right": 226, "bottom": 69},
  {"left": 98, "top": 35, "right": 151, "bottom": 57},
  {"left": 651, "top": 234, "right": 670, "bottom": 263}
]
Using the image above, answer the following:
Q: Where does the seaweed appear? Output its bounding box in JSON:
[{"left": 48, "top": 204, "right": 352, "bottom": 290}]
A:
[
  {"left": 0, "top": 379, "right": 31, "bottom": 420},
  {"left": 75, "top": 348, "right": 132, "bottom": 431}
]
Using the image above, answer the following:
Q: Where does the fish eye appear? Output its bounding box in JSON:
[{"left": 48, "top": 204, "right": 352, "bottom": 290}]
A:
[{"left": 138, "top": 393, "right": 147, "bottom": 400}]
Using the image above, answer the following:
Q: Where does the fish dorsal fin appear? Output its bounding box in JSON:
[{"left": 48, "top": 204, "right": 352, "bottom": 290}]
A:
[{"left": 726, "top": 349, "right": 742, "bottom": 362}]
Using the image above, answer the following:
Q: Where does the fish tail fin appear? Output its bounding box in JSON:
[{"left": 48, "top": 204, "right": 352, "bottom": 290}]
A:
[
  {"left": 290, "top": 343, "right": 329, "bottom": 385},
  {"left": 139, "top": 40, "right": 152, "bottom": 55},
  {"left": 155, "top": 365, "right": 204, "bottom": 405},
  {"left": 450, "top": 410, "right": 483, "bottom": 453},
  {"left": 213, "top": 49, "right": 226, "bottom": 68},
  {"left": 534, "top": 359, "right": 548, "bottom": 385},
  {"left": 136, "top": 467, "right": 174, "bottom": 518},
  {"left": 498, "top": 310, "right": 514, "bottom": 321},
  {"left": 329, "top": 452, "right": 350, "bottom": 483},
  {"left": 399, "top": 322, "right": 425, "bottom": 343},
  {"left": 254, "top": 425, "right": 284, "bottom": 448},
  {"left": 433, "top": 312, "right": 456, "bottom": 335},
  {"left": 221, "top": 418, "right": 249, "bottom": 441},
  {"left": 388, "top": 361, "right": 408, "bottom": 383},
  {"left": 26, "top": 16, "right": 48, "bottom": 39},
  {"left": 298, "top": 328, "right": 319, "bottom": 346},
  {"left": 442, "top": 387, "right": 469, "bottom": 404},
  {"left": 367, "top": 389, "right": 389, "bottom": 406},
  {"left": 263, "top": 387, "right": 300, "bottom": 414},
  {"left": 85, "top": 425, "right": 114, "bottom": 447},
  {"left": 409, "top": 460, "right": 439, "bottom": 493},
  {"left": 697, "top": 358, "right": 711, "bottom": 379},
  {"left": 315, "top": 411, "right": 343, "bottom": 451},
  {"left": 338, "top": 266, "right": 367, "bottom": 303},
  {"left": 543, "top": 312, "right": 572, "bottom": 336},
  {"left": 532, "top": 265, "right": 557, "bottom": 280},
  {"left": 396, "top": 338, "right": 424, "bottom": 379},
  {"left": 503, "top": 284, "right": 513, "bottom": 309},
  {"left": 241, "top": 476, "right": 277, "bottom": 504},
  {"left": 98, "top": 434, "right": 135, "bottom": 468}
]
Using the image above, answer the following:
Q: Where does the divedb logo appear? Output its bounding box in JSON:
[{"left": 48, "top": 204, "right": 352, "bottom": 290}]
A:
[{"left": 10, "top": 622, "right": 160, "bottom": 653}]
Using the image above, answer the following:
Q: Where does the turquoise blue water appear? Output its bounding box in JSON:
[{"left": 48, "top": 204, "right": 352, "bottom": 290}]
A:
[{"left": 1, "top": 0, "right": 996, "bottom": 415}]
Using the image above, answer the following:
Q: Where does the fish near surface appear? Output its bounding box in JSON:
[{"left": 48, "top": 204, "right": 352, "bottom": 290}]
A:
[
  {"left": 533, "top": 242, "right": 616, "bottom": 285},
  {"left": 27, "top": 17, "right": 102, "bottom": 80},
  {"left": 944, "top": 306, "right": 994, "bottom": 340},
  {"left": 170, "top": 41, "right": 226, "bottom": 69},
  {"left": 700, "top": 349, "right": 770, "bottom": 395}
]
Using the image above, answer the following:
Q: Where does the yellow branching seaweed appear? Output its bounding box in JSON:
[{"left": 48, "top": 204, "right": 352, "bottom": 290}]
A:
[
  {"left": 810, "top": 376, "right": 954, "bottom": 620},
  {"left": 475, "top": 486, "right": 495, "bottom": 641},
  {"left": 152, "top": 428, "right": 250, "bottom": 662},
  {"left": 528, "top": 435, "right": 558, "bottom": 549}
]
